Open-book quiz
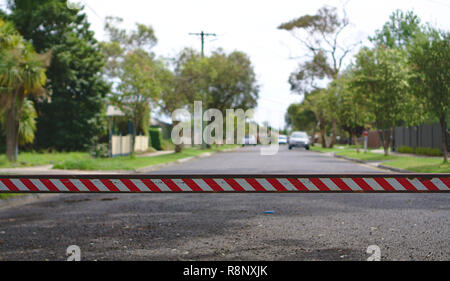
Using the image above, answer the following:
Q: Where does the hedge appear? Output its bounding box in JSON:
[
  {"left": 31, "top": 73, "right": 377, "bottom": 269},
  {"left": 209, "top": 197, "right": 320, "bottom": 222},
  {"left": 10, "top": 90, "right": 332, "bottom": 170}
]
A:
[
  {"left": 149, "top": 128, "right": 163, "bottom": 151},
  {"left": 397, "top": 146, "right": 442, "bottom": 156},
  {"left": 397, "top": 146, "right": 414, "bottom": 154}
]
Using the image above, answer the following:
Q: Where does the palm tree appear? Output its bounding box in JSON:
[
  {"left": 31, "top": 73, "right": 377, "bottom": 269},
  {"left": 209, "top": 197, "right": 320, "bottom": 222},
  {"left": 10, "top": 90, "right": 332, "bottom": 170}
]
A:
[{"left": 0, "top": 19, "right": 50, "bottom": 162}]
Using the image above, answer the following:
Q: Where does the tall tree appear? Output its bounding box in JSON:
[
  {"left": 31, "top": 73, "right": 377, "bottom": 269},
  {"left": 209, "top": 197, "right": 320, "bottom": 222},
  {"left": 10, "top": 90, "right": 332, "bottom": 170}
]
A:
[
  {"left": 370, "top": 10, "right": 422, "bottom": 49},
  {"left": 0, "top": 18, "right": 49, "bottom": 161},
  {"left": 171, "top": 48, "right": 259, "bottom": 114},
  {"left": 101, "top": 17, "right": 163, "bottom": 153},
  {"left": 409, "top": 30, "right": 450, "bottom": 162},
  {"left": 205, "top": 50, "right": 259, "bottom": 113},
  {"left": 351, "top": 46, "right": 411, "bottom": 156},
  {"left": 303, "top": 89, "right": 334, "bottom": 148},
  {"left": 279, "top": 6, "right": 360, "bottom": 147},
  {"left": 7, "top": 0, "right": 110, "bottom": 151},
  {"left": 333, "top": 71, "right": 368, "bottom": 152},
  {"left": 285, "top": 103, "right": 316, "bottom": 132}
]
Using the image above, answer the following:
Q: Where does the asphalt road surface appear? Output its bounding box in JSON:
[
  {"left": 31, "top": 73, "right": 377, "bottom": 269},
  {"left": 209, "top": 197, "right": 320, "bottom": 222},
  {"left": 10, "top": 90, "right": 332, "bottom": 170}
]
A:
[{"left": 0, "top": 146, "right": 448, "bottom": 261}]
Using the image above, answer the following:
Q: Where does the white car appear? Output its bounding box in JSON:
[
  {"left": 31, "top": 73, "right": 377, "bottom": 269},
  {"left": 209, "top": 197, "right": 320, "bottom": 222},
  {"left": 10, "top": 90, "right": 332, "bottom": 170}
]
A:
[
  {"left": 289, "top": 131, "right": 310, "bottom": 150},
  {"left": 242, "top": 135, "right": 257, "bottom": 146},
  {"left": 278, "top": 135, "right": 288, "bottom": 145}
]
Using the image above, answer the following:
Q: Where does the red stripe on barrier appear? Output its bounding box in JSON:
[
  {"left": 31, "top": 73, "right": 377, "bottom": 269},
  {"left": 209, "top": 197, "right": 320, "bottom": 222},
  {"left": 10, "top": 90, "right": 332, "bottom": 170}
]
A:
[
  {"left": 120, "top": 179, "right": 141, "bottom": 192},
  {"left": 245, "top": 178, "right": 266, "bottom": 191},
  {"left": 1, "top": 179, "right": 19, "bottom": 192},
  {"left": 267, "top": 178, "right": 288, "bottom": 192},
  {"left": 441, "top": 178, "right": 450, "bottom": 188},
  {"left": 20, "top": 179, "right": 40, "bottom": 192},
  {"left": 374, "top": 178, "right": 396, "bottom": 191},
  {"left": 396, "top": 178, "right": 418, "bottom": 192},
  {"left": 330, "top": 178, "right": 352, "bottom": 191},
  {"left": 40, "top": 179, "right": 60, "bottom": 192},
  {"left": 182, "top": 179, "right": 203, "bottom": 192},
  {"left": 421, "top": 179, "right": 439, "bottom": 191},
  {"left": 310, "top": 178, "right": 330, "bottom": 191},
  {"left": 224, "top": 178, "right": 245, "bottom": 192},
  {"left": 352, "top": 178, "right": 374, "bottom": 192},
  {"left": 203, "top": 178, "right": 224, "bottom": 192},
  {"left": 100, "top": 179, "right": 119, "bottom": 192},
  {"left": 287, "top": 178, "right": 309, "bottom": 191},
  {"left": 141, "top": 179, "right": 161, "bottom": 192},
  {"left": 60, "top": 179, "right": 80, "bottom": 192},
  {"left": 162, "top": 179, "right": 183, "bottom": 192},
  {"left": 79, "top": 179, "right": 99, "bottom": 192}
]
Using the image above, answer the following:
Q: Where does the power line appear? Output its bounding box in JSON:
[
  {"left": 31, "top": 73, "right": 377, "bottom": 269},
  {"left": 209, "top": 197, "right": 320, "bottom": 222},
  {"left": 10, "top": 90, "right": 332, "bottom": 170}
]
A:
[{"left": 189, "top": 31, "right": 217, "bottom": 57}]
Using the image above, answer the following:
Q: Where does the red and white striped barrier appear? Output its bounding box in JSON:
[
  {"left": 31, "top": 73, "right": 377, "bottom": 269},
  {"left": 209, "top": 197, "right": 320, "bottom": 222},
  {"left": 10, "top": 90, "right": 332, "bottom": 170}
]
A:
[{"left": 0, "top": 174, "right": 448, "bottom": 193}]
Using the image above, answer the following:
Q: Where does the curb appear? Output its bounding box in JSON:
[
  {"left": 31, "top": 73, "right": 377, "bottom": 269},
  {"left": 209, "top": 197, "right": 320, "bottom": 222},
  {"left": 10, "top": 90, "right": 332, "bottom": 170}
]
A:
[
  {"left": 326, "top": 152, "right": 414, "bottom": 174},
  {"left": 135, "top": 147, "right": 239, "bottom": 173},
  {"left": 377, "top": 165, "right": 413, "bottom": 174},
  {"left": 333, "top": 154, "right": 366, "bottom": 164}
]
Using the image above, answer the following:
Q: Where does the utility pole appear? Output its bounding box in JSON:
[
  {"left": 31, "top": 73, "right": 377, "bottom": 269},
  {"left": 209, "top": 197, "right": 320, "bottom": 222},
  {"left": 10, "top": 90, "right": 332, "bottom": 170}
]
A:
[
  {"left": 189, "top": 31, "right": 216, "bottom": 57},
  {"left": 189, "top": 31, "right": 216, "bottom": 149}
]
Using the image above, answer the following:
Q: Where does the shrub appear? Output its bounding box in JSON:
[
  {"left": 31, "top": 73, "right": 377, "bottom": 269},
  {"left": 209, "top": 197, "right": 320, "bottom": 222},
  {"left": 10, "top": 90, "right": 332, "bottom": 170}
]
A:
[
  {"left": 416, "top": 147, "right": 442, "bottom": 157},
  {"left": 90, "top": 143, "right": 110, "bottom": 158},
  {"left": 149, "top": 128, "right": 163, "bottom": 151},
  {"left": 397, "top": 146, "right": 442, "bottom": 156},
  {"left": 162, "top": 139, "right": 175, "bottom": 151},
  {"left": 398, "top": 146, "right": 414, "bottom": 154}
]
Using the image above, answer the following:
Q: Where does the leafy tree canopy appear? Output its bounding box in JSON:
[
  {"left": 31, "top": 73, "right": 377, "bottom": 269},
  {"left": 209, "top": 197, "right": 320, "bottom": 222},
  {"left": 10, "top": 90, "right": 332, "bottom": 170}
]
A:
[{"left": 7, "top": 0, "right": 110, "bottom": 151}]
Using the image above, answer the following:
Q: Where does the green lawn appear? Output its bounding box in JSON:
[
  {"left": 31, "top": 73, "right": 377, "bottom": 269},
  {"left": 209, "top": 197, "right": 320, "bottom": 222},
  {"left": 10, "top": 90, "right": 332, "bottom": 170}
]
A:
[
  {"left": 310, "top": 145, "right": 394, "bottom": 160},
  {"left": 0, "top": 152, "right": 88, "bottom": 168},
  {"left": 53, "top": 145, "right": 237, "bottom": 171},
  {"left": 382, "top": 158, "right": 450, "bottom": 173},
  {"left": 311, "top": 145, "right": 449, "bottom": 173},
  {"left": 335, "top": 151, "right": 398, "bottom": 161},
  {"left": 0, "top": 194, "right": 22, "bottom": 200}
]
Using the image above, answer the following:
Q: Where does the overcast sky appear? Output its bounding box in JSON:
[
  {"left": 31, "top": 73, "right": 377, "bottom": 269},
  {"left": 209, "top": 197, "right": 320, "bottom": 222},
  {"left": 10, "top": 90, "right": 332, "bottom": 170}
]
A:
[{"left": 3, "top": 0, "right": 450, "bottom": 128}]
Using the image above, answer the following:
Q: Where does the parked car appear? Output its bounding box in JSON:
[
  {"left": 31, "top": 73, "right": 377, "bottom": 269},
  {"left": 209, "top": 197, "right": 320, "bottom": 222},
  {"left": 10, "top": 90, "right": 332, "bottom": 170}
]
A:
[
  {"left": 278, "top": 134, "right": 288, "bottom": 145},
  {"left": 289, "top": 131, "right": 310, "bottom": 150},
  {"left": 242, "top": 135, "right": 257, "bottom": 146}
]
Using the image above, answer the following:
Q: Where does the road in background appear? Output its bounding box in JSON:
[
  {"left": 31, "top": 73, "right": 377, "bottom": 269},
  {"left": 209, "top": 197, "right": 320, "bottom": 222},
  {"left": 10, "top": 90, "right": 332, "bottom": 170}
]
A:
[{"left": 0, "top": 146, "right": 448, "bottom": 260}]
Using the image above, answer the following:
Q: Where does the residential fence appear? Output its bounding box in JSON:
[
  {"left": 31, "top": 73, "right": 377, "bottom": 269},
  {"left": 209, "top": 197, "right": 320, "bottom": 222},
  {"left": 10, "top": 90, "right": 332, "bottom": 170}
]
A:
[
  {"left": 394, "top": 123, "right": 449, "bottom": 152},
  {"left": 111, "top": 135, "right": 149, "bottom": 157},
  {"left": 134, "top": 135, "right": 149, "bottom": 153}
]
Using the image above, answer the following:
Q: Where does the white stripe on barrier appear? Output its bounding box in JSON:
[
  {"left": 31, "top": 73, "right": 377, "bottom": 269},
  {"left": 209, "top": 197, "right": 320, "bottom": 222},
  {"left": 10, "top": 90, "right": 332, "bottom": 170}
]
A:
[{"left": 256, "top": 178, "right": 277, "bottom": 191}]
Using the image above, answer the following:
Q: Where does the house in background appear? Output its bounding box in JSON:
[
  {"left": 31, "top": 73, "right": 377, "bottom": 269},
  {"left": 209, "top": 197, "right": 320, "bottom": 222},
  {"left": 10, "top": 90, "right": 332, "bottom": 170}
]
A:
[
  {"left": 150, "top": 117, "right": 172, "bottom": 140},
  {"left": 106, "top": 105, "right": 149, "bottom": 157}
]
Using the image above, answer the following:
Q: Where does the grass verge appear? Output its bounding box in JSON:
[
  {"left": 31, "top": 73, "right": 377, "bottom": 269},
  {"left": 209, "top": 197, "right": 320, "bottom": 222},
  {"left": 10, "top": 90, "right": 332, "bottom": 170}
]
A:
[
  {"left": 382, "top": 158, "right": 449, "bottom": 173},
  {"left": 311, "top": 145, "right": 449, "bottom": 173},
  {"left": 53, "top": 145, "right": 238, "bottom": 171},
  {"left": 0, "top": 152, "right": 87, "bottom": 168},
  {"left": 0, "top": 194, "right": 22, "bottom": 200}
]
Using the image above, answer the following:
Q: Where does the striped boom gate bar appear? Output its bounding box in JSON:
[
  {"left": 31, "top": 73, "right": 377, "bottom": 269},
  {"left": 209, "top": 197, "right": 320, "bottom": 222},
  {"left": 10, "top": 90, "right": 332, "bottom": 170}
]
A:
[{"left": 0, "top": 174, "right": 448, "bottom": 193}]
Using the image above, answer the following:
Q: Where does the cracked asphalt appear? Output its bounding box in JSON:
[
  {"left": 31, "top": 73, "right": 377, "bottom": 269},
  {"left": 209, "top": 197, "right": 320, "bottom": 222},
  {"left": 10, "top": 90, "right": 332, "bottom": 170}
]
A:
[{"left": 0, "top": 146, "right": 448, "bottom": 261}]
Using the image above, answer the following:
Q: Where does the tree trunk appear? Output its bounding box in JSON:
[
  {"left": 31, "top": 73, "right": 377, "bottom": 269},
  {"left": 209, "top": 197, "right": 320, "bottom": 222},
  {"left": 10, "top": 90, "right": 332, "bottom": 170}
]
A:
[
  {"left": 5, "top": 107, "right": 19, "bottom": 162},
  {"left": 131, "top": 120, "right": 137, "bottom": 155},
  {"left": 352, "top": 132, "right": 360, "bottom": 153},
  {"left": 329, "top": 119, "right": 337, "bottom": 148},
  {"left": 5, "top": 91, "right": 25, "bottom": 162},
  {"left": 173, "top": 120, "right": 183, "bottom": 153},
  {"left": 378, "top": 129, "right": 390, "bottom": 156},
  {"left": 319, "top": 120, "right": 327, "bottom": 148},
  {"left": 440, "top": 116, "right": 448, "bottom": 163},
  {"left": 310, "top": 127, "right": 316, "bottom": 147}
]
